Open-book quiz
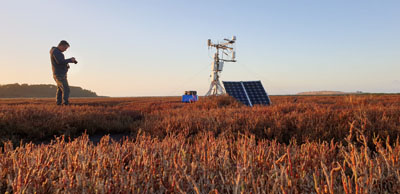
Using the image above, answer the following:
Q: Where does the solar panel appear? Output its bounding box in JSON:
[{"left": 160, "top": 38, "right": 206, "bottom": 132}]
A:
[
  {"left": 223, "top": 82, "right": 251, "bottom": 106},
  {"left": 223, "top": 81, "right": 271, "bottom": 106},
  {"left": 243, "top": 81, "right": 271, "bottom": 105}
]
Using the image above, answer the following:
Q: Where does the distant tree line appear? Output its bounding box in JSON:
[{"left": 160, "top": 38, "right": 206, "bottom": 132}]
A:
[{"left": 0, "top": 83, "right": 98, "bottom": 98}]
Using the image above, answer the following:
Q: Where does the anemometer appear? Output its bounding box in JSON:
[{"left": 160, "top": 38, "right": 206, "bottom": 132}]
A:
[{"left": 205, "top": 36, "right": 237, "bottom": 96}]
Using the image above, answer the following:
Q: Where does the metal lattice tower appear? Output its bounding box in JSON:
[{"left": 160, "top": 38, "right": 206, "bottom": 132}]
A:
[{"left": 205, "top": 36, "right": 237, "bottom": 96}]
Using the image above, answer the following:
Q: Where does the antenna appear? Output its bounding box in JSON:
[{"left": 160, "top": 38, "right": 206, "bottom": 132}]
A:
[{"left": 205, "top": 36, "right": 237, "bottom": 96}]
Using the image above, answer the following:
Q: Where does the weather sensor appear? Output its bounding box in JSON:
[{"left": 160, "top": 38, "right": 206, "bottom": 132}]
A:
[{"left": 205, "top": 36, "right": 237, "bottom": 96}]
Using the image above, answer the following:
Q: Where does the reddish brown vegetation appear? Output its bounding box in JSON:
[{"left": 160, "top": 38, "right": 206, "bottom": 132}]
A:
[{"left": 0, "top": 95, "right": 399, "bottom": 193}]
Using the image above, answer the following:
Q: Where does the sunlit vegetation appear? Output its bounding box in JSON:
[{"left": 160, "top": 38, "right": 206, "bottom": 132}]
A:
[{"left": 0, "top": 95, "right": 399, "bottom": 193}]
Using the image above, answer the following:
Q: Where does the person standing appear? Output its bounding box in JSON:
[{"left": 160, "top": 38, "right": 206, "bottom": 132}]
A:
[{"left": 50, "top": 40, "right": 77, "bottom": 105}]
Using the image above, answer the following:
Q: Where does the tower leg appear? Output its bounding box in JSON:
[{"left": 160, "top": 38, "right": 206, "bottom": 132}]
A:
[
  {"left": 205, "top": 81, "right": 215, "bottom": 96},
  {"left": 206, "top": 80, "right": 225, "bottom": 96}
]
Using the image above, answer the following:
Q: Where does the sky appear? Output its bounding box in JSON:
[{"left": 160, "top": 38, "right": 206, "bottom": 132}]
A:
[{"left": 0, "top": 0, "right": 399, "bottom": 96}]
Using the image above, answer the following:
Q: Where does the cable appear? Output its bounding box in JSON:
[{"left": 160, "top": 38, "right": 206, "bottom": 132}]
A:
[
  {"left": 167, "top": 63, "right": 210, "bottom": 96},
  {"left": 237, "top": 62, "right": 291, "bottom": 95}
]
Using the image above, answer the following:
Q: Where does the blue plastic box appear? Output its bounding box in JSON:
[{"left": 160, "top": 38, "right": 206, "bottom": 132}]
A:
[{"left": 182, "top": 95, "right": 198, "bottom": 103}]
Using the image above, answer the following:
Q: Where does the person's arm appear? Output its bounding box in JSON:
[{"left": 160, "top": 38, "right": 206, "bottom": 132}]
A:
[{"left": 53, "top": 49, "right": 73, "bottom": 65}]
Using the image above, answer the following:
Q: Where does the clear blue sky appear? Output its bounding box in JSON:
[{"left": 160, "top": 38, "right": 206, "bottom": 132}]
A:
[{"left": 1, "top": 0, "right": 399, "bottom": 96}]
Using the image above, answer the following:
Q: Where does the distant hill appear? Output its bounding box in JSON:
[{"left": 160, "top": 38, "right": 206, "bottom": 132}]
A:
[
  {"left": 0, "top": 83, "right": 99, "bottom": 98},
  {"left": 297, "top": 91, "right": 362, "bottom": 95}
]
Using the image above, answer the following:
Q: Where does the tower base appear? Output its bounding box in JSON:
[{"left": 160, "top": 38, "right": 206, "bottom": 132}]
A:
[{"left": 205, "top": 80, "right": 226, "bottom": 96}]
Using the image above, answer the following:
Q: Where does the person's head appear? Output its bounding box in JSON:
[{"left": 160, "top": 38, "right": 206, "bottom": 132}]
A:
[{"left": 57, "top": 40, "right": 70, "bottom": 52}]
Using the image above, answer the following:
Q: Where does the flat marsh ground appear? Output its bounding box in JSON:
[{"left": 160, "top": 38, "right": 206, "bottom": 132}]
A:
[{"left": 0, "top": 95, "right": 399, "bottom": 193}]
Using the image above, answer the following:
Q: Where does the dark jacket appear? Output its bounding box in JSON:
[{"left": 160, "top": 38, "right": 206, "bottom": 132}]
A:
[{"left": 50, "top": 47, "right": 73, "bottom": 76}]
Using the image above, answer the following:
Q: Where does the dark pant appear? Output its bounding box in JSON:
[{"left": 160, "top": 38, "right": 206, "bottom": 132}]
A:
[{"left": 53, "top": 75, "right": 70, "bottom": 105}]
